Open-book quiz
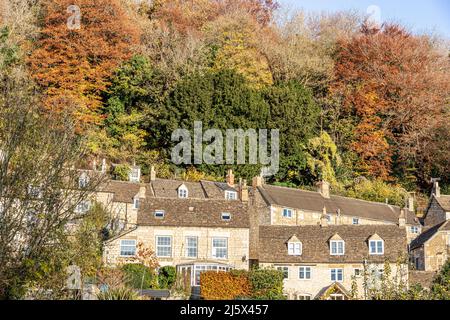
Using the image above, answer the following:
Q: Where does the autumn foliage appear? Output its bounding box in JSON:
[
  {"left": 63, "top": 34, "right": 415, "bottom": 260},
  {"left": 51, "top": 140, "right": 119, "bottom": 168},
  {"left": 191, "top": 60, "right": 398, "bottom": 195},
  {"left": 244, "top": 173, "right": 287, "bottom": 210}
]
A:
[
  {"left": 28, "top": 0, "right": 140, "bottom": 124},
  {"left": 200, "top": 271, "right": 251, "bottom": 300}
]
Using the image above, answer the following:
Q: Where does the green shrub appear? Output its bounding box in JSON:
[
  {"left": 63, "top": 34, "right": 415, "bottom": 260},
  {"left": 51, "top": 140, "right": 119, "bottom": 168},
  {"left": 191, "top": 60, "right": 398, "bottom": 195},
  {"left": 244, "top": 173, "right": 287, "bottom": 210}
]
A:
[
  {"left": 249, "top": 268, "right": 285, "bottom": 300},
  {"left": 121, "top": 263, "right": 157, "bottom": 289},
  {"left": 113, "top": 164, "right": 130, "bottom": 181},
  {"left": 158, "top": 266, "right": 176, "bottom": 289},
  {"left": 97, "top": 287, "right": 140, "bottom": 300}
]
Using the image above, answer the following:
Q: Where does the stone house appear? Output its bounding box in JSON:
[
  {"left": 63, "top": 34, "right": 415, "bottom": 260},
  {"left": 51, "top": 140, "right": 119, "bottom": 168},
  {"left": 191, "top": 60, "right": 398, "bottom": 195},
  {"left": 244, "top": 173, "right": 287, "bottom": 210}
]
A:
[
  {"left": 256, "top": 224, "right": 409, "bottom": 300},
  {"left": 421, "top": 180, "right": 450, "bottom": 228}
]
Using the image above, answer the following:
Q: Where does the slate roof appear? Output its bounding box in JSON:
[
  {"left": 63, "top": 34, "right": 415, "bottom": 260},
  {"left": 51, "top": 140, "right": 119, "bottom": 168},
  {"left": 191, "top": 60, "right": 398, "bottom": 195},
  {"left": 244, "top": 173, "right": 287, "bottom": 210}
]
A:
[
  {"left": 435, "top": 195, "right": 450, "bottom": 211},
  {"left": 257, "top": 185, "right": 419, "bottom": 225},
  {"left": 410, "top": 220, "right": 449, "bottom": 250},
  {"left": 258, "top": 225, "right": 407, "bottom": 263},
  {"left": 137, "top": 198, "right": 249, "bottom": 228}
]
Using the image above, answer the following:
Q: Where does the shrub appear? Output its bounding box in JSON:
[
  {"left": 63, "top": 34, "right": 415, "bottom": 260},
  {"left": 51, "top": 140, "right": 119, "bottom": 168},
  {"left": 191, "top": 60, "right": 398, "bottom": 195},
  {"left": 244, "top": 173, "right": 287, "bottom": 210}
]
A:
[
  {"left": 249, "top": 268, "right": 285, "bottom": 300},
  {"left": 97, "top": 287, "right": 140, "bottom": 300},
  {"left": 200, "top": 271, "right": 251, "bottom": 300},
  {"left": 158, "top": 266, "right": 176, "bottom": 289},
  {"left": 121, "top": 263, "right": 157, "bottom": 289}
]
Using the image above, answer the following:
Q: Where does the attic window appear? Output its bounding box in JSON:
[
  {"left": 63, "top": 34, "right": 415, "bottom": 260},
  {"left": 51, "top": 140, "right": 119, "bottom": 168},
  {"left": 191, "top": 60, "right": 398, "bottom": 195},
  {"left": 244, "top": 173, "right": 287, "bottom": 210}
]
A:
[
  {"left": 154, "top": 210, "right": 165, "bottom": 218},
  {"left": 369, "top": 240, "right": 384, "bottom": 255},
  {"left": 225, "top": 190, "right": 237, "bottom": 200},
  {"left": 288, "top": 242, "right": 302, "bottom": 256},
  {"left": 221, "top": 212, "right": 231, "bottom": 221},
  {"left": 178, "top": 185, "right": 188, "bottom": 198},
  {"left": 330, "top": 240, "right": 345, "bottom": 255}
]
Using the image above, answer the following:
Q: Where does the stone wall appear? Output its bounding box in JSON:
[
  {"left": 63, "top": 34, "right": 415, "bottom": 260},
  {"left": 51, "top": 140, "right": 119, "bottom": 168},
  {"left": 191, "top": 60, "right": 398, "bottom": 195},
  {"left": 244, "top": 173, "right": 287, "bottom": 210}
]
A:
[{"left": 424, "top": 197, "right": 447, "bottom": 227}]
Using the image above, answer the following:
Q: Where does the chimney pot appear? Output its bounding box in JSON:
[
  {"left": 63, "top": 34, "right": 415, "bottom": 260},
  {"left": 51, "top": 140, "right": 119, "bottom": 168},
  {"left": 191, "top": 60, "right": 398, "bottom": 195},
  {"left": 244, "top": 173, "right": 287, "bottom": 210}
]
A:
[
  {"left": 317, "top": 180, "right": 330, "bottom": 198},
  {"left": 252, "top": 175, "right": 263, "bottom": 188},
  {"left": 320, "top": 207, "right": 329, "bottom": 227},
  {"left": 226, "top": 169, "right": 235, "bottom": 187},
  {"left": 239, "top": 178, "right": 249, "bottom": 202},
  {"left": 150, "top": 166, "right": 156, "bottom": 181}
]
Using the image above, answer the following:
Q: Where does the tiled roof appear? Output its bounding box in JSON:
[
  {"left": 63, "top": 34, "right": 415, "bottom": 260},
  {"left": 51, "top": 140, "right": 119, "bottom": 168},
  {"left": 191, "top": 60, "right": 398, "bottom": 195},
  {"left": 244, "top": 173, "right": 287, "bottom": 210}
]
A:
[
  {"left": 149, "top": 179, "right": 235, "bottom": 199},
  {"left": 137, "top": 198, "right": 249, "bottom": 228},
  {"left": 258, "top": 185, "right": 419, "bottom": 225},
  {"left": 258, "top": 225, "right": 407, "bottom": 263},
  {"left": 410, "top": 220, "right": 449, "bottom": 250},
  {"left": 100, "top": 180, "right": 142, "bottom": 203},
  {"left": 435, "top": 195, "right": 450, "bottom": 211}
]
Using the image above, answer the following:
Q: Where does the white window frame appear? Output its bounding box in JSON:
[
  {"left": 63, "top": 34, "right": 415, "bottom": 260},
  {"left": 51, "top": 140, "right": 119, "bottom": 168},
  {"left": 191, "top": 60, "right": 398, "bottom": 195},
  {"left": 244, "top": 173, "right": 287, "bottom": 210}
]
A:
[
  {"left": 299, "top": 266, "right": 312, "bottom": 280},
  {"left": 129, "top": 167, "right": 140, "bottom": 183},
  {"left": 352, "top": 217, "right": 359, "bottom": 225},
  {"left": 276, "top": 266, "right": 289, "bottom": 279},
  {"left": 156, "top": 236, "right": 172, "bottom": 257},
  {"left": 410, "top": 226, "right": 419, "bottom": 234},
  {"left": 297, "top": 294, "right": 311, "bottom": 300},
  {"left": 329, "top": 293, "right": 344, "bottom": 300},
  {"left": 330, "top": 268, "right": 344, "bottom": 282},
  {"left": 369, "top": 240, "right": 384, "bottom": 255},
  {"left": 221, "top": 212, "right": 231, "bottom": 221},
  {"left": 185, "top": 236, "right": 198, "bottom": 258},
  {"left": 154, "top": 210, "right": 165, "bottom": 218},
  {"left": 75, "top": 200, "right": 91, "bottom": 214},
  {"left": 288, "top": 242, "right": 302, "bottom": 256},
  {"left": 282, "top": 208, "right": 293, "bottom": 218},
  {"left": 178, "top": 186, "right": 188, "bottom": 198},
  {"left": 330, "top": 240, "right": 345, "bottom": 255},
  {"left": 212, "top": 237, "right": 228, "bottom": 259},
  {"left": 225, "top": 190, "right": 237, "bottom": 200},
  {"left": 120, "top": 239, "right": 136, "bottom": 257}
]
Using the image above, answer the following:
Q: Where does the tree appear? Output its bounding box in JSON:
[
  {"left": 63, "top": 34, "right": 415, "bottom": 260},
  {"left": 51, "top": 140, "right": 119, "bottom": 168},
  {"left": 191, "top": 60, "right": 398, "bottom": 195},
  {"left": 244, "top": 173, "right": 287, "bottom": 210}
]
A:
[{"left": 28, "top": 0, "right": 140, "bottom": 124}]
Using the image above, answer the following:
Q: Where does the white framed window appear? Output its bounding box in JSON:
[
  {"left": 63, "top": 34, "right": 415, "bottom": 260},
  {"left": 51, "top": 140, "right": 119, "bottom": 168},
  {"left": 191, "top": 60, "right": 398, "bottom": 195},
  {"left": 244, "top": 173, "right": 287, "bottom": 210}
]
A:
[
  {"left": 288, "top": 242, "right": 302, "bottom": 255},
  {"left": 329, "top": 294, "right": 344, "bottom": 300},
  {"left": 283, "top": 208, "right": 293, "bottom": 218},
  {"left": 75, "top": 200, "right": 90, "bottom": 214},
  {"left": 185, "top": 236, "right": 198, "bottom": 258},
  {"left": 225, "top": 190, "right": 237, "bottom": 200},
  {"left": 79, "top": 173, "right": 89, "bottom": 188},
  {"left": 276, "top": 266, "right": 289, "bottom": 279},
  {"left": 156, "top": 236, "right": 172, "bottom": 257},
  {"left": 353, "top": 268, "right": 363, "bottom": 278},
  {"left": 154, "top": 210, "right": 165, "bottom": 218},
  {"left": 369, "top": 240, "right": 384, "bottom": 255},
  {"left": 299, "top": 266, "right": 312, "bottom": 280},
  {"left": 221, "top": 212, "right": 231, "bottom": 221},
  {"left": 330, "top": 268, "right": 343, "bottom": 282},
  {"left": 129, "top": 167, "right": 140, "bottom": 183},
  {"left": 133, "top": 197, "right": 140, "bottom": 209},
  {"left": 178, "top": 186, "right": 188, "bottom": 198},
  {"left": 212, "top": 237, "right": 228, "bottom": 259},
  {"left": 297, "top": 294, "right": 311, "bottom": 300},
  {"left": 330, "top": 240, "right": 345, "bottom": 255},
  {"left": 120, "top": 240, "right": 136, "bottom": 257},
  {"left": 352, "top": 218, "right": 359, "bottom": 225},
  {"left": 410, "top": 226, "right": 419, "bottom": 234}
]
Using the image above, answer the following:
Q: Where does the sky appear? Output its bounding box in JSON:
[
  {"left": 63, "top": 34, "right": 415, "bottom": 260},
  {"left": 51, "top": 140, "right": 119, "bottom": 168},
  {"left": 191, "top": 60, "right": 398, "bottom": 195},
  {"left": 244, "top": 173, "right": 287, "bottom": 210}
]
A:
[{"left": 277, "top": 0, "right": 450, "bottom": 37}]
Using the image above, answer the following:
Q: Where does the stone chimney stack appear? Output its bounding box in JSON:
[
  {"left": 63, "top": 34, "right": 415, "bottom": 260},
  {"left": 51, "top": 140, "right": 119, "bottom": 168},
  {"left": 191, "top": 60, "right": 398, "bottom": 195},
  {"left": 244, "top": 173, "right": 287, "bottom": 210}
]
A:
[
  {"left": 226, "top": 169, "right": 235, "bottom": 187},
  {"left": 320, "top": 206, "right": 329, "bottom": 227},
  {"left": 138, "top": 185, "right": 146, "bottom": 199},
  {"left": 398, "top": 209, "right": 406, "bottom": 228},
  {"left": 252, "top": 175, "right": 263, "bottom": 189},
  {"left": 101, "top": 158, "right": 106, "bottom": 173},
  {"left": 317, "top": 180, "right": 330, "bottom": 199},
  {"left": 92, "top": 159, "right": 97, "bottom": 171},
  {"left": 407, "top": 194, "right": 415, "bottom": 212},
  {"left": 336, "top": 209, "right": 342, "bottom": 225},
  {"left": 150, "top": 166, "right": 156, "bottom": 182},
  {"left": 431, "top": 178, "right": 441, "bottom": 198},
  {"left": 239, "top": 179, "right": 249, "bottom": 202}
]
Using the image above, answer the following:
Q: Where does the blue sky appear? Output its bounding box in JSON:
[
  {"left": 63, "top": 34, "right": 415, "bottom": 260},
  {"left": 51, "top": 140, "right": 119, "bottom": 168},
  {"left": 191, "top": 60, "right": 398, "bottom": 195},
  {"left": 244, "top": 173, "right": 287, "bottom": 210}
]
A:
[{"left": 277, "top": 0, "right": 450, "bottom": 37}]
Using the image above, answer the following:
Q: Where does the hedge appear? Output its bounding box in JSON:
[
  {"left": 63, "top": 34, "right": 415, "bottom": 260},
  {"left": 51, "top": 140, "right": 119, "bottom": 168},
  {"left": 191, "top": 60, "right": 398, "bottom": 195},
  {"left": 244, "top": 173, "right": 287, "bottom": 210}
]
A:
[{"left": 200, "top": 271, "right": 251, "bottom": 300}]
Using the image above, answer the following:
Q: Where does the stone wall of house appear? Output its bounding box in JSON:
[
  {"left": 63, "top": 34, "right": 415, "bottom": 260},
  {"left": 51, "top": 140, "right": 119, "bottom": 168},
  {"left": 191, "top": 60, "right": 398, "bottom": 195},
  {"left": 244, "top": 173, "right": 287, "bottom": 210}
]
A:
[
  {"left": 410, "top": 247, "right": 426, "bottom": 270},
  {"left": 259, "top": 262, "right": 407, "bottom": 300},
  {"left": 95, "top": 191, "right": 138, "bottom": 230},
  {"left": 104, "top": 226, "right": 250, "bottom": 270},
  {"left": 422, "top": 231, "right": 450, "bottom": 271},
  {"left": 424, "top": 197, "right": 446, "bottom": 227}
]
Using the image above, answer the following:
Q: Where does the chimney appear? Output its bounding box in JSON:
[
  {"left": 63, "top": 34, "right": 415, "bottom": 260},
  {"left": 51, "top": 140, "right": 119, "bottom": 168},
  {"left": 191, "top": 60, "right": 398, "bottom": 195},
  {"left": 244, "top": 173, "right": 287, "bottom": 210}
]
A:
[
  {"left": 317, "top": 180, "right": 330, "bottom": 199},
  {"left": 336, "top": 209, "right": 341, "bottom": 225},
  {"left": 407, "top": 194, "right": 415, "bottom": 212},
  {"left": 252, "top": 175, "right": 263, "bottom": 189},
  {"left": 320, "top": 206, "right": 329, "bottom": 227},
  {"left": 150, "top": 166, "right": 156, "bottom": 182},
  {"left": 431, "top": 178, "right": 441, "bottom": 198},
  {"left": 398, "top": 209, "right": 406, "bottom": 228},
  {"left": 92, "top": 159, "right": 97, "bottom": 171},
  {"left": 101, "top": 158, "right": 106, "bottom": 173},
  {"left": 226, "top": 169, "right": 235, "bottom": 187},
  {"left": 138, "top": 186, "right": 146, "bottom": 199},
  {"left": 239, "top": 179, "right": 249, "bottom": 202}
]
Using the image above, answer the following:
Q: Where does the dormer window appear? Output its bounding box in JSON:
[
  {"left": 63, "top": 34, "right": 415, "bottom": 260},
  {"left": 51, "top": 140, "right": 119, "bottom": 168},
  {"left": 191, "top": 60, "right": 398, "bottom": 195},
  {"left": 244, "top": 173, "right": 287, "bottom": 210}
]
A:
[
  {"left": 133, "top": 197, "right": 140, "bottom": 209},
  {"left": 283, "top": 208, "right": 293, "bottom": 218},
  {"left": 369, "top": 239, "right": 384, "bottom": 255},
  {"left": 225, "top": 190, "right": 237, "bottom": 200},
  {"left": 288, "top": 242, "right": 302, "bottom": 255},
  {"left": 178, "top": 184, "right": 188, "bottom": 198},
  {"left": 79, "top": 173, "right": 89, "bottom": 188},
  {"left": 221, "top": 212, "right": 231, "bottom": 221},
  {"left": 330, "top": 240, "right": 345, "bottom": 255},
  {"left": 154, "top": 210, "right": 165, "bottom": 218},
  {"left": 129, "top": 166, "right": 141, "bottom": 183}
]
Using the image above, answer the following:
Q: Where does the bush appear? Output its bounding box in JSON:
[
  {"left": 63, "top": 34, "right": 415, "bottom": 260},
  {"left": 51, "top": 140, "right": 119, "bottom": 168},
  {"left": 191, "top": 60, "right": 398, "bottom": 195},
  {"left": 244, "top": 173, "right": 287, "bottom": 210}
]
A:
[
  {"left": 121, "top": 263, "right": 157, "bottom": 289},
  {"left": 200, "top": 271, "right": 251, "bottom": 300},
  {"left": 248, "top": 268, "right": 285, "bottom": 300},
  {"left": 97, "top": 287, "right": 140, "bottom": 300},
  {"left": 158, "top": 266, "right": 176, "bottom": 289}
]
